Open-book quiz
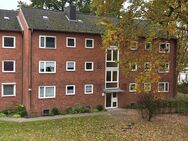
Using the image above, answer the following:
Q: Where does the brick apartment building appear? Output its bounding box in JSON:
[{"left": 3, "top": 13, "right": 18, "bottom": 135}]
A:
[{"left": 0, "top": 6, "right": 177, "bottom": 116}]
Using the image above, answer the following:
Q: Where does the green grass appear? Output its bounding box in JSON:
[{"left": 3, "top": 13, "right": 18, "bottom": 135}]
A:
[{"left": 0, "top": 113, "right": 188, "bottom": 141}]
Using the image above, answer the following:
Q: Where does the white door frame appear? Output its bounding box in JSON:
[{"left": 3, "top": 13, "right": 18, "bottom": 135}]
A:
[{"left": 105, "top": 93, "right": 118, "bottom": 109}]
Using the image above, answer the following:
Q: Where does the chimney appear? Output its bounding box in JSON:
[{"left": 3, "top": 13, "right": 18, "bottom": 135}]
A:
[{"left": 65, "top": 5, "right": 76, "bottom": 21}]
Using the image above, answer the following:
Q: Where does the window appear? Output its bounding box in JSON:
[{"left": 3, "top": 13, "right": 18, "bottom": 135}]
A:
[
  {"left": 2, "top": 60, "right": 15, "bottom": 72},
  {"left": 85, "top": 62, "right": 94, "bottom": 71},
  {"left": 39, "top": 61, "right": 56, "bottom": 73},
  {"left": 130, "top": 63, "right": 137, "bottom": 71},
  {"left": 85, "top": 39, "right": 94, "bottom": 48},
  {"left": 106, "top": 48, "right": 119, "bottom": 67},
  {"left": 144, "top": 62, "right": 151, "bottom": 71},
  {"left": 2, "top": 83, "right": 16, "bottom": 97},
  {"left": 66, "top": 37, "right": 76, "bottom": 48},
  {"left": 39, "top": 36, "right": 56, "bottom": 49},
  {"left": 145, "top": 42, "right": 152, "bottom": 50},
  {"left": 158, "top": 82, "right": 169, "bottom": 92},
  {"left": 144, "top": 83, "right": 151, "bottom": 92},
  {"left": 84, "top": 84, "right": 93, "bottom": 94},
  {"left": 66, "top": 61, "right": 76, "bottom": 71},
  {"left": 158, "top": 63, "right": 170, "bottom": 73},
  {"left": 39, "top": 86, "right": 56, "bottom": 99},
  {"left": 106, "top": 70, "right": 118, "bottom": 88},
  {"left": 129, "top": 41, "right": 138, "bottom": 50},
  {"left": 2, "top": 36, "right": 15, "bottom": 48},
  {"left": 159, "top": 43, "right": 170, "bottom": 53},
  {"left": 129, "top": 83, "right": 137, "bottom": 92},
  {"left": 66, "top": 85, "right": 75, "bottom": 95}
]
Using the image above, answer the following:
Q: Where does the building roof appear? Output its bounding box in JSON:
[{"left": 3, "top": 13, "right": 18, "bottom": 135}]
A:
[
  {"left": 0, "top": 9, "right": 22, "bottom": 32},
  {"left": 21, "top": 8, "right": 106, "bottom": 34}
]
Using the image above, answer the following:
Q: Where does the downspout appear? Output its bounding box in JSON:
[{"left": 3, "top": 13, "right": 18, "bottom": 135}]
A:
[
  {"left": 21, "top": 31, "right": 24, "bottom": 104},
  {"left": 29, "top": 29, "right": 33, "bottom": 115},
  {"left": 173, "top": 39, "right": 178, "bottom": 97}
]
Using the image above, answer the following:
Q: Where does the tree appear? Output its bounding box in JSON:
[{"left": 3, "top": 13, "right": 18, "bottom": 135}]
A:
[
  {"left": 17, "top": 0, "right": 92, "bottom": 13},
  {"left": 92, "top": 0, "right": 188, "bottom": 95}
]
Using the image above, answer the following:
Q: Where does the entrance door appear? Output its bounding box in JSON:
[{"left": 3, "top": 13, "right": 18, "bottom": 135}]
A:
[{"left": 105, "top": 93, "right": 118, "bottom": 109}]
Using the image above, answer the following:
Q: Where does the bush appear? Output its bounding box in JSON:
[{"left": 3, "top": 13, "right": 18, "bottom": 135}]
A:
[
  {"left": 178, "top": 81, "right": 188, "bottom": 94},
  {"left": 15, "top": 105, "right": 27, "bottom": 117},
  {"left": 51, "top": 107, "right": 60, "bottom": 115},
  {"left": 0, "top": 113, "right": 6, "bottom": 118},
  {"left": 96, "top": 105, "right": 104, "bottom": 111},
  {"left": 2, "top": 108, "right": 15, "bottom": 116},
  {"left": 66, "top": 104, "right": 91, "bottom": 114},
  {"left": 12, "top": 114, "right": 21, "bottom": 118}
]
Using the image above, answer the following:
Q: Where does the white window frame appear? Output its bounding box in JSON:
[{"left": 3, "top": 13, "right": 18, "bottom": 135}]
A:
[
  {"left": 85, "top": 61, "right": 94, "bottom": 71},
  {"left": 130, "top": 63, "right": 137, "bottom": 71},
  {"left": 66, "top": 37, "right": 76, "bottom": 48},
  {"left": 159, "top": 43, "right": 170, "bottom": 53},
  {"left": 2, "top": 36, "right": 16, "bottom": 48},
  {"left": 129, "top": 41, "right": 138, "bottom": 50},
  {"left": 66, "top": 85, "right": 75, "bottom": 95},
  {"left": 158, "top": 62, "right": 170, "bottom": 73},
  {"left": 1, "top": 83, "right": 16, "bottom": 97},
  {"left": 145, "top": 42, "right": 152, "bottom": 50},
  {"left": 105, "top": 69, "right": 119, "bottom": 89},
  {"left": 158, "top": 82, "right": 169, "bottom": 92},
  {"left": 144, "top": 62, "right": 151, "bottom": 71},
  {"left": 38, "top": 86, "right": 56, "bottom": 99},
  {"left": 66, "top": 61, "right": 76, "bottom": 71},
  {"left": 84, "top": 84, "right": 93, "bottom": 94},
  {"left": 2, "top": 60, "right": 16, "bottom": 73},
  {"left": 129, "top": 83, "right": 137, "bottom": 92},
  {"left": 39, "top": 61, "right": 56, "bottom": 73},
  {"left": 85, "top": 38, "right": 94, "bottom": 48},
  {"left": 39, "top": 35, "right": 56, "bottom": 49},
  {"left": 144, "top": 83, "right": 151, "bottom": 92}
]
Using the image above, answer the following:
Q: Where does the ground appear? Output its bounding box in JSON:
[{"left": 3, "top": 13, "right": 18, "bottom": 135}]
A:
[{"left": 0, "top": 109, "right": 187, "bottom": 141}]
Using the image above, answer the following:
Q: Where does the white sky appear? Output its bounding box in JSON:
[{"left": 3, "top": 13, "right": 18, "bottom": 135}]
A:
[{"left": 0, "top": 0, "right": 31, "bottom": 10}]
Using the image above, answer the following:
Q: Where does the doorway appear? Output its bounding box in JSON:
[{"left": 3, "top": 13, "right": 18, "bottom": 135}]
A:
[{"left": 105, "top": 93, "right": 118, "bottom": 109}]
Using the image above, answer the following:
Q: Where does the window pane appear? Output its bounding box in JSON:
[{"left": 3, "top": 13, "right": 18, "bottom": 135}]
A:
[
  {"left": 68, "top": 39, "right": 75, "bottom": 47},
  {"left": 113, "top": 50, "right": 118, "bottom": 61},
  {"left": 4, "top": 37, "right": 14, "bottom": 47},
  {"left": 46, "top": 37, "right": 55, "bottom": 48},
  {"left": 113, "top": 71, "right": 117, "bottom": 81},
  {"left": 107, "top": 62, "right": 118, "bottom": 67},
  {"left": 159, "top": 83, "right": 164, "bottom": 91},
  {"left": 86, "top": 63, "right": 92, "bottom": 70},
  {"left": 86, "top": 40, "right": 93, "bottom": 47},
  {"left": 106, "top": 83, "right": 117, "bottom": 88},
  {"left": 67, "top": 62, "right": 74, "bottom": 70},
  {"left": 4, "top": 61, "right": 14, "bottom": 71},
  {"left": 40, "top": 62, "right": 45, "bottom": 72},
  {"left": 40, "top": 87, "right": 44, "bottom": 97},
  {"left": 67, "top": 86, "right": 74, "bottom": 94},
  {"left": 86, "top": 85, "right": 92, "bottom": 93},
  {"left": 107, "top": 50, "right": 111, "bottom": 61},
  {"left": 46, "top": 87, "right": 54, "bottom": 97},
  {"left": 46, "top": 62, "right": 55, "bottom": 72},
  {"left": 107, "top": 71, "right": 111, "bottom": 81},
  {"left": 40, "top": 37, "right": 45, "bottom": 47},
  {"left": 145, "top": 42, "right": 152, "bottom": 50},
  {"left": 3, "top": 85, "right": 14, "bottom": 96},
  {"left": 165, "top": 83, "right": 169, "bottom": 91}
]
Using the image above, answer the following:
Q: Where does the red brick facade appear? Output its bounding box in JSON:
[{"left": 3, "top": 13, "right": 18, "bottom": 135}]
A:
[{"left": 0, "top": 8, "right": 177, "bottom": 116}]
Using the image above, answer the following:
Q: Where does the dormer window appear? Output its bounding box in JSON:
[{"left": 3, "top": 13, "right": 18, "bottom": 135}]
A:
[
  {"left": 3, "top": 17, "right": 10, "bottom": 20},
  {"left": 43, "top": 16, "right": 49, "bottom": 19}
]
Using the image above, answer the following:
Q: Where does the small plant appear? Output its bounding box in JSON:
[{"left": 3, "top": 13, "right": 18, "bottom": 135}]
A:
[
  {"left": 2, "top": 108, "right": 14, "bottom": 116},
  {"left": 96, "top": 105, "right": 104, "bottom": 111},
  {"left": 15, "top": 105, "right": 27, "bottom": 117},
  {"left": 12, "top": 113, "right": 21, "bottom": 118},
  {"left": 66, "top": 103, "right": 91, "bottom": 114},
  {"left": 51, "top": 107, "right": 60, "bottom": 115},
  {"left": 0, "top": 113, "right": 6, "bottom": 118}
]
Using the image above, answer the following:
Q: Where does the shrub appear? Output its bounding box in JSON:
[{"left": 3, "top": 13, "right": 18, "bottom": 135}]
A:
[
  {"left": 51, "top": 107, "right": 60, "bottom": 115},
  {"left": 15, "top": 105, "right": 27, "bottom": 117},
  {"left": 66, "top": 104, "right": 91, "bottom": 114},
  {"left": 0, "top": 113, "right": 6, "bottom": 118},
  {"left": 96, "top": 105, "right": 104, "bottom": 111},
  {"left": 2, "top": 108, "right": 15, "bottom": 116},
  {"left": 12, "top": 113, "right": 21, "bottom": 118},
  {"left": 177, "top": 81, "right": 188, "bottom": 94}
]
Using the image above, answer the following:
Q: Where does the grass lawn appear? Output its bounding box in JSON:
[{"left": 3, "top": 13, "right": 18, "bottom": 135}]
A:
[{"left": 0, "top": 112, "right": 188, "bottom": 141}]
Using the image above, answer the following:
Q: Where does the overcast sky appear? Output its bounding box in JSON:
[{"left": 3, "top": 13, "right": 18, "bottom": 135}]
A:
[{"left": 0, "top": 0, "right": 31, "bottom": 10}]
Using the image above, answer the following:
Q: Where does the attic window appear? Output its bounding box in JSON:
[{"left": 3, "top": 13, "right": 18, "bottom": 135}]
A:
[
  {"left": 43, "top": 16, "right": 49, "bottom": 19},
  {"left": 4, "top": 17, "right": 10, "bottom": 20}
]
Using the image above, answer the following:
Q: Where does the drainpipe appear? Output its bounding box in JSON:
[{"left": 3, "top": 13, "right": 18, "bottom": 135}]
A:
[
  {"left": 21, "top": 31, "right": 24, "bottom": 104},
  {"left": 173, "top": 39, "right": 177, "bottom": 97},
  {"left": 28, "top": 29, "right": 33, "bottom": 116}
]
